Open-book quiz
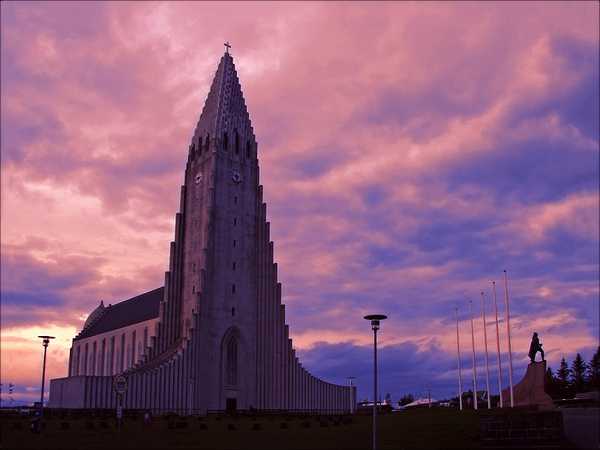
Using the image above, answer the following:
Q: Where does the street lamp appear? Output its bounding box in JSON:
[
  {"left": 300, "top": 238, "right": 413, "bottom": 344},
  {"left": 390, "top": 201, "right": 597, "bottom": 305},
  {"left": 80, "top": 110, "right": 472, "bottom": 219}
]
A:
[
  {"left": 38, "top": 335, "right": 55, "bottom": 442},
  {"left": 364, "top": 314, "right": 387, "bottom": 450}
]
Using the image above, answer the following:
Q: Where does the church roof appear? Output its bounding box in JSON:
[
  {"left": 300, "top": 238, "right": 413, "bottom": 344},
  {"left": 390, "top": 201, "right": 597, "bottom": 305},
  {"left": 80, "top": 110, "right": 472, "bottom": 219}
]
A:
[
  {"left": 75, "top": 287, "right": 163, "bottom": 341},
  {"left": 83, "top": 300, "right": 105, "bottom": 330}
]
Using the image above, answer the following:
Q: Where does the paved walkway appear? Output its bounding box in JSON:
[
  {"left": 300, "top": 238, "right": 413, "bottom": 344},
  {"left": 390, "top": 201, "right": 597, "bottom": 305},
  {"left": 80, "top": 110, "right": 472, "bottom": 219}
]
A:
[{"left": 561, "top": 407, "right": 599, "bottom": 449}]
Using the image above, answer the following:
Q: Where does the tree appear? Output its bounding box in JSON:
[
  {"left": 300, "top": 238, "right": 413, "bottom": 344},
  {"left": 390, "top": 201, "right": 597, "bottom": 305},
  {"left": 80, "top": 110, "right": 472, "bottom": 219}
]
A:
[
  {"left": 398, "top": 394, "right": 414, "bottom": 405},
  {"left": 570, "top": 353, "right": 588, "bottom": 393},
  {"left": 544, "top": 366, "right": 561, "bottom": 399},
  {"left": 557, "top": 357, "right": 572, "bottom": 398},
  {"left": 384, "top": 393, "right": 392, "bottom": 403},
  {"left": 587, "top": 346, "right": 600, "bottom": 391}
]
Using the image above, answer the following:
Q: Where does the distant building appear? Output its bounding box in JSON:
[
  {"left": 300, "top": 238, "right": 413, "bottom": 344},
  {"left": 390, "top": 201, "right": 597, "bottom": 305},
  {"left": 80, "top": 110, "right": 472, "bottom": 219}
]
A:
[
  {"left": 403, "top": 397, "right": 440, "bottom": 409},
  {"left": 49, "top": 50, "right": 355, "bottom": 414},
  {"left": 356, "top": 400, "right": 395, "bottom": 412},
  {"left": 458, "top": 390, "right": 488, "bottom": 408}
]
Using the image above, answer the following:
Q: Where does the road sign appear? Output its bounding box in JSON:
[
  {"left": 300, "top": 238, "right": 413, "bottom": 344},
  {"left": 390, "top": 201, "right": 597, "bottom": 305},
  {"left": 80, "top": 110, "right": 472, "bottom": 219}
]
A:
[
  {"left": 114, "top": 374, "right": 128, "bottom": 396},
  {"left": 33, "top": 402, "right": 42, "bottom": 418}
]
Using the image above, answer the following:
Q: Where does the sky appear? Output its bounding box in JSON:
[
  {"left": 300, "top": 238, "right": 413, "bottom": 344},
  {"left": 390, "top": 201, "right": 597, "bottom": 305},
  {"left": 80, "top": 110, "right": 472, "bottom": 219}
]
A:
[{"left": 1, "top": 1, "right": 598, "bottom": 407}]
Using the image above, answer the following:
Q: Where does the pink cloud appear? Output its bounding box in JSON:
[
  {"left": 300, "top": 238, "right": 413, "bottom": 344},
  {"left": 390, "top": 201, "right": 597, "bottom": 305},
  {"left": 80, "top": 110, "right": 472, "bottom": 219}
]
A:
[{"left": 1, "top": 1, "right": 598, "bottom": 403}]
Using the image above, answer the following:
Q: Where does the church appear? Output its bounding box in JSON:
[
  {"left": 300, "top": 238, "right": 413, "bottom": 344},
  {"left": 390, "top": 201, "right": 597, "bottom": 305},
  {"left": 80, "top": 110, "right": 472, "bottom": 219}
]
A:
[{"left": 49, "top": 48, "right": 355, "bottom": 414}]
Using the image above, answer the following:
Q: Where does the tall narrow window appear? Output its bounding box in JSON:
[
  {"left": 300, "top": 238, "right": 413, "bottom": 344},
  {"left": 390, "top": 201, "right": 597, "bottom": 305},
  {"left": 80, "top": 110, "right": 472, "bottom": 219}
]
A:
[
  {"left": 127, "top": 345, "right": 131, "bottom": 369},
  {"left": 198, "top": 136, "right": 203, "bottom": 153},
  {"left": 226, "top": 337, "right": 237, "bottom": 385},
  {"left": 74, "top": 348, "right": 80, "bottom": 376},
  {"left": 232, "top": 284, "right": 236, "bottom": 293},
  {"left": 106, "top": 348, "right": 111, "bottom": 375},
  {"left": 82, "top": 346, "right": 87, "bottom": 375},
  {"left": 223, "top": 132, "right": 229, "bottom": 150},
  {"left": 234, "top": 129, "right": 240, "bottom": 154},
  {"left": 205, "top": 134, "right": 210, "bottom": 153},
  {"left": 246, "top": 141, "right": 251, "bottom": 158},
  {"left": 138, "top": 342, "right": 143, "bottom": 362},
  {"left": 97, "top": 351, "right": 102, "bottom": 376},
  {"left": 116, "top": 347, "right": 121, "bottom": 373}
]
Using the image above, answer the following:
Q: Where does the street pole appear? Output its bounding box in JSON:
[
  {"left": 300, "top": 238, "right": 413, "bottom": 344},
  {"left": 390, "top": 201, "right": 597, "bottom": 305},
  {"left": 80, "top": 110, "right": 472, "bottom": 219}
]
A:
[
  {"left": 37, "top": 335, "right": 55, "bottom": 442},
  {"left": 374, "top": 327, "right": 378, "bottom": 447},
  {"left": 481, "top": 292, "right": 492, "bottom": 409},
  {"left": 469, "top": 301, "right": 478, "bottom": 410},
  {"left": 455, "top": 308, "right": 463, "bottom": 411},
  {"left": 348, "top": 377, "right": 356, "bottom": 414},
  {"left": 492, "top": 281, "right": 503, "bottom": 408},
  {"left": 504, "top": 270, "right": 514, "bottom": 407},
  {"left": 364, "top": 314, "right": 387, "bottom": 450}
]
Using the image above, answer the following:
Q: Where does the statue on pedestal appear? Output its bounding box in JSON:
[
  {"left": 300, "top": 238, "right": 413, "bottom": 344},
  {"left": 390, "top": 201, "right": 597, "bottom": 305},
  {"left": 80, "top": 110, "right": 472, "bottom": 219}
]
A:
[
  {"left": 528, "top": 332, "right": 545, "bottom": 363},
  {"left": 501, "top": 331, "right": 553, "bottom": 409}
]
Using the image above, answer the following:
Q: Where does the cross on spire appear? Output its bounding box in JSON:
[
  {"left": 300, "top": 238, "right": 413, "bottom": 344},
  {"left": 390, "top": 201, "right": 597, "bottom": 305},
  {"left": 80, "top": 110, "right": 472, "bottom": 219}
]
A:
[{"left": 224, "top": 41, "right": 231, "bottom": 54}]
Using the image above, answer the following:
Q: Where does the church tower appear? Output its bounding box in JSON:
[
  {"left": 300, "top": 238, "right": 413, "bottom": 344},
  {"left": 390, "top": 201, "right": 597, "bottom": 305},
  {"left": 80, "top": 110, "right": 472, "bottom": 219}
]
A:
[{"left": 50, "top": 49, "right": 355, "bottom": 414}]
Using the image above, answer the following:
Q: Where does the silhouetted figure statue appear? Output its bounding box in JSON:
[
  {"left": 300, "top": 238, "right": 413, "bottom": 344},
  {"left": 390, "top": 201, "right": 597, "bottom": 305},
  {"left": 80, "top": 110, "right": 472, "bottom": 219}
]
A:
[{"left": 528, "top": 332, "right": 544, "bottom": 363}]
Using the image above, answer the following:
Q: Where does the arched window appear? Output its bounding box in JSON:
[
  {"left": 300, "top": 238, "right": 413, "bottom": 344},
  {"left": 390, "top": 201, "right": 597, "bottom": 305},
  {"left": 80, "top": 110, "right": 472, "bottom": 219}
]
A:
[
  {"left": 226, "top": 336, "right": 237, "bottom": 385},
  {"left": 198, "top": 136, "right": 202, "bottom": 153},
  {"left": 205, "top": 134, "right": 210, "bottom": 153},
  {"left": 246, "top": 141, "right": 251, "bottom": 159},
  {"left": 234, "top": 129, "right": 240, "bottom": 154},
  {"left": 138, "top": 341, "right": 143, "bottom": 362},
  {"left": 223, "top": 132, "right": 229, "bottom": 151}
]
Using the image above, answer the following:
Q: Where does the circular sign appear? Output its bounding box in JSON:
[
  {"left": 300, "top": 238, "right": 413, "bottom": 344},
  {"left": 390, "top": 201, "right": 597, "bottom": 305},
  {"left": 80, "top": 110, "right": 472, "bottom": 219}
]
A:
[{"left": 114, "top": 374, "right": 128, "bottom": 396}]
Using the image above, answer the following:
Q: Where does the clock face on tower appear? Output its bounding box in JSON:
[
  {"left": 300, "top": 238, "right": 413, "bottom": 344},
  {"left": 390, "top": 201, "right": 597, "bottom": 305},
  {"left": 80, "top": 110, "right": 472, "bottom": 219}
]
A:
[
  {"left": 195, "top": 172, "right": 203, "bottom": 184},
  {"left": 231, "top": 170, "right": 243, "bottom": 183}
]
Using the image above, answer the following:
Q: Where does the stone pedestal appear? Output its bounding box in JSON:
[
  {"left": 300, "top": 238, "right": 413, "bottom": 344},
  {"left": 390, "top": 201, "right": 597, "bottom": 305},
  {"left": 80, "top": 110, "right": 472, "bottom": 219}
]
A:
[{"left": 502, "top": 361, "right": 554, "bottom": 410}]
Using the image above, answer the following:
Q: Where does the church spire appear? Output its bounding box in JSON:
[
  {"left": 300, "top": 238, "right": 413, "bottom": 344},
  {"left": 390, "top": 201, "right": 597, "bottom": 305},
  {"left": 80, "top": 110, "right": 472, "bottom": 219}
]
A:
[{"left": 190, "top": 49, "right": 256, "bottom": 161}]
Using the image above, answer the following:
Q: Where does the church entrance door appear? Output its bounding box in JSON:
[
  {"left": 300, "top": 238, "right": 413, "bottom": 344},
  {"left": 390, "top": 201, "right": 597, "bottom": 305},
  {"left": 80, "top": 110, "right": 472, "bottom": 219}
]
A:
[{"left": 226, "top": 398, "right": 237, "bottom": 411}]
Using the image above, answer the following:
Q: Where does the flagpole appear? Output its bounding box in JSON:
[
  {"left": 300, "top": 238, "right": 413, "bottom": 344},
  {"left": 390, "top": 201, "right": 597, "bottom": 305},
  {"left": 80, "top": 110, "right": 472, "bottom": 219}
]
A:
[
  {"left": 504, "top": 269, "right": 514, "bottom": 407},
  {"left": 470, "top": 300, "right": 478, "bottom": 410},
  {"left": 455, "top": 308, "right": 463, "bottom": 411},
  {"left": 481, "top": 292, "right": 491, "bottom": 409},
  {"left": 493, "top": 281, "right": 503, "bottom": 408}
]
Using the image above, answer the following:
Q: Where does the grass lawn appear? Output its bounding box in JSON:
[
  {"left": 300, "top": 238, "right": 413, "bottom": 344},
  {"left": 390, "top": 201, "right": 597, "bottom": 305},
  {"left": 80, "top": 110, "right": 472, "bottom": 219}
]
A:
[{"left": 1, "top": 408, "right": 481, "bottom": 449}]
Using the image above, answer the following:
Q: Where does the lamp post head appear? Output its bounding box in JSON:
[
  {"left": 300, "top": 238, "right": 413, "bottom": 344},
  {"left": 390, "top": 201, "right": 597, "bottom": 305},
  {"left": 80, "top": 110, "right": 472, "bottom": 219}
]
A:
[
  {"left": 38, "top": 336, "right": 55, "bottom": 347},
  {"left": 364, "top": 314, "right": 387, "bottom": 331}
]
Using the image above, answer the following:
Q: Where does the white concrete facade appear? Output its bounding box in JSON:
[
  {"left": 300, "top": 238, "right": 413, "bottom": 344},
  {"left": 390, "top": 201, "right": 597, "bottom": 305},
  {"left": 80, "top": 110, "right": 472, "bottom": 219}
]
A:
[
  {"left": 69, "top": 318, "right": 158, "bottom": 377},
  {"left": 49, "top": 52, "right": 355, "bottom": 414}
]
